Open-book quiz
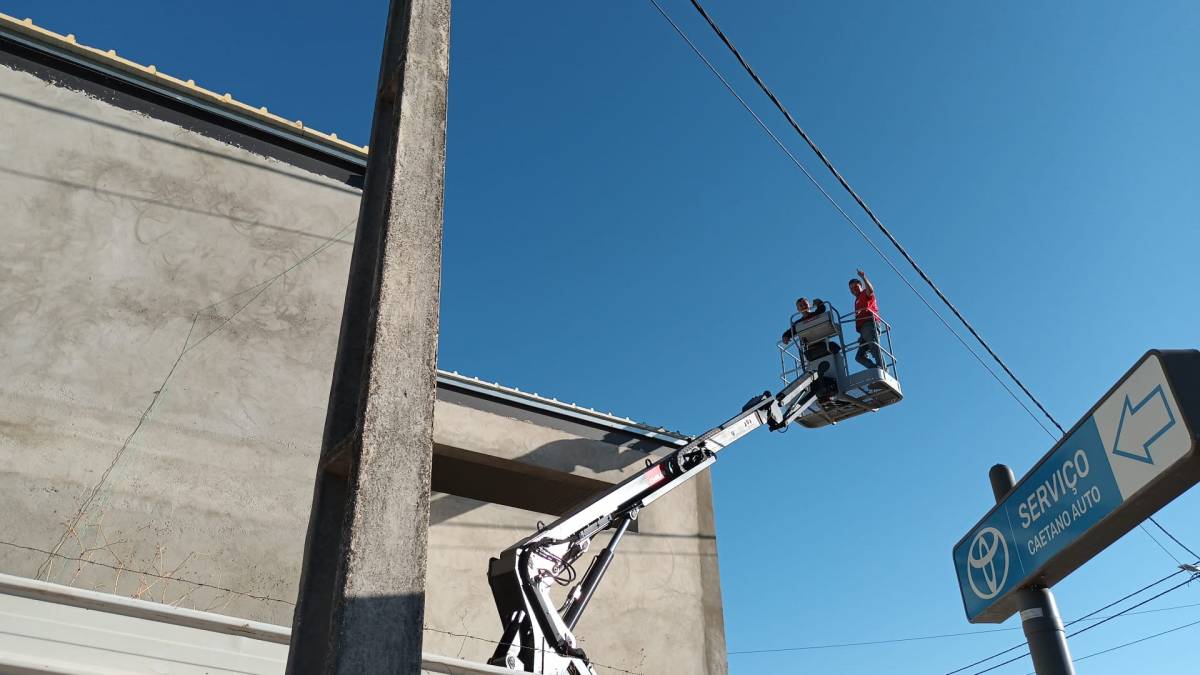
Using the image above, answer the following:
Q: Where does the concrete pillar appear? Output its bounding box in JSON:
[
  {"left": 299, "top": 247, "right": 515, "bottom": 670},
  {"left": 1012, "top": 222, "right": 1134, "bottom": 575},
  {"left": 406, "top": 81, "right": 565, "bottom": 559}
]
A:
[{"left": 286, "top": 1, "right": 450, "bottom": 672}]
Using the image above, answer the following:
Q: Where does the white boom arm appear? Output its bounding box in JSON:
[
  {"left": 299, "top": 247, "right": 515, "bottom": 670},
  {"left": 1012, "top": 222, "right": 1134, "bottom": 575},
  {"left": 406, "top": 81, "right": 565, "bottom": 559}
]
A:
[{"left": 486, "top": 372, "right": 821, "bottom": 674}]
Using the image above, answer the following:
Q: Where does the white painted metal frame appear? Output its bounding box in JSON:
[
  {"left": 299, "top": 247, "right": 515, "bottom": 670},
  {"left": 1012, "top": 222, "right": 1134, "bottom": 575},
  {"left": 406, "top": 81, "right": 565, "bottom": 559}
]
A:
[{"left": 0, "top": 573, "right": 510, "bottom": 675}]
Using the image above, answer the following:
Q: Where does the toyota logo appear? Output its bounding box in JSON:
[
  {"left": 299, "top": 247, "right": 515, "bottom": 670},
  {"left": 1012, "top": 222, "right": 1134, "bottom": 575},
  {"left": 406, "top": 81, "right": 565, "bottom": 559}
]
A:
[{"left": 967, "top": 527, "right": 1010, "bottom": 600}]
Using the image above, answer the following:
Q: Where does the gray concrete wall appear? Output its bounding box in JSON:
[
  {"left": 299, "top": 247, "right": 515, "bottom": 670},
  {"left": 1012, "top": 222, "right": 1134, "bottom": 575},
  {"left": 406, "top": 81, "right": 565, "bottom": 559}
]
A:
[{"left": 0, "top": 57, "right": 725, "bottom": 675}]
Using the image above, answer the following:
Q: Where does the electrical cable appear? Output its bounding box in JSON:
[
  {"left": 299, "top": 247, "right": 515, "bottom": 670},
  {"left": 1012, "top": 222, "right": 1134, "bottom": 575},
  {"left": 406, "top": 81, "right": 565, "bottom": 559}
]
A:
[
  {"left": 662, "top": 0, "right": 1200, "bottom": 601},
  {"left": 1062, "top": 568, "right": 1188, "bottom": 629},
  {"left": 644, "top": 0, "right": 1057, "bottom": 439},
  {"left": 0, "top": 538, "right": 294, "bottom": 606},
  {"left": 1052, "top": 615, "right": 1200, "bottom": 671},
  {"left": 1141, "top": 523, "right": 1183, "bottom": 565},
  {"left": 728, "top": 598, "right": 1200, "bottom": 657},
  {"left": 647, "top": 2, "right": 1200, "bottom": 668},
  {"left": 684, "top": 0, "right": 1065, "bottom": 436},
  {"left": 963, "top": 572, "right": 1199, "bottom": 674},
  {"left": 532, "top": 546, "right": 578, "bottom": 586},
  {"left": 677, "top": 0, "right": 1200, "bottom": 569},
  {"left": 943, "top": 642, "right": 1026, "bottom": 675},
  {"left": 421, "top": 625, "right": 644, "bottom": 675},
  {"left": 1065, "top": 572, "right": 1199, "bottom": 640},
  {"left": 729, "top": 627, "right": 1018, "bottom": 655},
  {"left": 1150, "top": 516, "right": 1200, "bottom": 562},
  {"left": 943, "top": 567, "right": 1190, "bottom": 674}
]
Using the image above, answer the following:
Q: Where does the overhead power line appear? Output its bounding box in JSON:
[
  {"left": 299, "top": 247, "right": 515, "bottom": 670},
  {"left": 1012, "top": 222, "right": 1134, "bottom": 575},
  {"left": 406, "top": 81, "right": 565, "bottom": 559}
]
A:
[
  {"left": 683, "top": 0, "right": 1066, "bottom": 436},
  {"left": 722, "top": 567, "right": 1197, "bottom": 662},
  {"left": 675, "top": 0, "right": 1200, "bottom": 569},
  {"left": 644, "top": 0, "right": 1057, "bottom": 439},
  {"left": 963, "top": 571, "right": 1199, "bottom": 675},
  {"left": 0, "top": 538, "right": 295, "bottom": 606},
  {"left": 727, "top": 626, "right": 1016, "bottom": 655},
  {"left": 1150, "top": 516, "right": 1200, "bottom": 562},
  {"left": 1063, "top": 568, "right": 1192, "bottom": 630},
  {"left": 1051, "top": 615, "right": 1200, "bottom": 672},
  {"left": 1142, "top": 523, "right": 1184, "bottom": 565},
  {"left": 1064, "top": 571, "right": 1199, "bottom": 641},
  {"left": 666, "top": 0, "right": 1200, "bottom": 579},
  {"left": 728, "top": 595, "right": 1200, "bottom": 658},
  {"left": 943, "top": 567, "right": 1189, "bottom": 674},
  {"left": 647, "top": 0, "right": 1200, "bottom": 668}
]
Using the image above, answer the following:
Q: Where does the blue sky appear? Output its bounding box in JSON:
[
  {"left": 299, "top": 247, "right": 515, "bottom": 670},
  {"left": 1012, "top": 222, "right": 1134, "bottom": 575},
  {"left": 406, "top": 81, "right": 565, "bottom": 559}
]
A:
[{"left": 9, "top": 1, "right": 1199, "bottom": 672}]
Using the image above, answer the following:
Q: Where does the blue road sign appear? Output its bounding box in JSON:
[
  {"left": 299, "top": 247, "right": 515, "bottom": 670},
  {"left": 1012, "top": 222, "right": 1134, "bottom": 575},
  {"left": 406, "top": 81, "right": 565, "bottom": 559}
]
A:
[{"left": 953, "top": 350, "right": 1200, "bottom": 623}]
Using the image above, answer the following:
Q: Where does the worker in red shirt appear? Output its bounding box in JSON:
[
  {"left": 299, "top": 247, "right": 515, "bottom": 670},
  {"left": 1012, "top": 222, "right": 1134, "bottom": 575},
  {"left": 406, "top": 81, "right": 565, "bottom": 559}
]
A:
[{"left": 849, "top": 269, "right": 884, "bottom": 369}]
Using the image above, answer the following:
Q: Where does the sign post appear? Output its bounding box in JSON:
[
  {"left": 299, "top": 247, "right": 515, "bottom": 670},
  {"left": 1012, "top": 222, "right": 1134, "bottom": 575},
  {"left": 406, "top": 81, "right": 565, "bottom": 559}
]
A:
[
  {"left": 954, "top": 350, "right": 1200, "bottom": 624},
  {"left": 989, "top": 464, "right": 1075, "bottom": 675}
]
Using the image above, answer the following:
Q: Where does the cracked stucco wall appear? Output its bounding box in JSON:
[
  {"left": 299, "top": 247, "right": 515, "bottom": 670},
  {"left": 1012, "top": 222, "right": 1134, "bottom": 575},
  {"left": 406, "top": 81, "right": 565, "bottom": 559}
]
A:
[
  {"left": 0, "top": 63, "right": 360, "bottom": 626},
  {"left": 0, "top": 63, "right": 725, "bottom": 675}
]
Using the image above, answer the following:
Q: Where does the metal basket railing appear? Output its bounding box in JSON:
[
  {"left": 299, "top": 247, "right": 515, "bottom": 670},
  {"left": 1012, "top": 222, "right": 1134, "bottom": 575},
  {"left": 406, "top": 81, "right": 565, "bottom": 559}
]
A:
[
  {"left": 778, "top": 302, "right": 898, "bottom": 386},
  {"left": 837, "top": 312, "right": 899, "bottom": 382}
]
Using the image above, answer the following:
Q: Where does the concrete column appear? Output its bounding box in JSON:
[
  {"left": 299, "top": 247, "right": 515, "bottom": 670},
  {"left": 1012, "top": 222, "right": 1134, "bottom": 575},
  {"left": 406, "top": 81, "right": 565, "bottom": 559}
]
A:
[{"left": 286, "top": 1, "right": 450, "bottom": 672}]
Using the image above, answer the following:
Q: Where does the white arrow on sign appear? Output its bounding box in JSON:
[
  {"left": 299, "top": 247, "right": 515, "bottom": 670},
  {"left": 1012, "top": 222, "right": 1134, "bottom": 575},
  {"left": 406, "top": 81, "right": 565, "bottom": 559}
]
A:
[
  {"left": 1094, "top": 354, "right": 1193, "bottom": 501},
  {"left": 1112, "top": 385, "right": 1177, "bottom": 465}
]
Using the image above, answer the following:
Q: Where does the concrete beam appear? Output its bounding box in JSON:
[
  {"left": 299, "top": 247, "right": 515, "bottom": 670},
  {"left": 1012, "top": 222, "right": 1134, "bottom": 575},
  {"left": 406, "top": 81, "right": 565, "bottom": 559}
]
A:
[
  {"left": 431, "top": 444, "right": 615, "bottom": 516},
  {"left": 286, "top": 1, "right": 450, "bottom": 673}
]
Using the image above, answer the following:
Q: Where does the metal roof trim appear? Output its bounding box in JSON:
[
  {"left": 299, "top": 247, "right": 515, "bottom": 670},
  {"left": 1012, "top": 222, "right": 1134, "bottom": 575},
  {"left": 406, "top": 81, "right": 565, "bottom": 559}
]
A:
[
  {"left": 0, "top": 12, "right": 370, "bottom": 166},
  {"left": 0, "top": 14, "right": 686, "bottom": 446},
  {"left": 436, "top": 370, "right": 688, "bottom": 446}
]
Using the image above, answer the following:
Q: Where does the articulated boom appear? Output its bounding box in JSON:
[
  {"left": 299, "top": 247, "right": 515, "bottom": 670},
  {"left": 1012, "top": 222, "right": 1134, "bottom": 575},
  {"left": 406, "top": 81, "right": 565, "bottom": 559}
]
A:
[{"left": 487, "top": 372, "right": 820, "bottom": 674}]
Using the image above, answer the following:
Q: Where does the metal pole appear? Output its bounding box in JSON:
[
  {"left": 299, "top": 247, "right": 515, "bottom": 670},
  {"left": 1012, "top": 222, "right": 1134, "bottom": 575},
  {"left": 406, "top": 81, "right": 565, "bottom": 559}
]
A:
[
  {"left": 989, "top": 464, "right": 1076, "bottom": 675},
  {"left": 286, "top": 1, "right": 450, "bottom": 672}
]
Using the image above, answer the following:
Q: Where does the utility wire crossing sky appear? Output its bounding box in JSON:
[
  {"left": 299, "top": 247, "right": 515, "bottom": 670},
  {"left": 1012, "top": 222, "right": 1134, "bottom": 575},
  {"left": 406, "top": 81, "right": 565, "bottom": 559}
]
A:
[{"left": 5, "top": 1, "right": 1199, "bottom": 673}]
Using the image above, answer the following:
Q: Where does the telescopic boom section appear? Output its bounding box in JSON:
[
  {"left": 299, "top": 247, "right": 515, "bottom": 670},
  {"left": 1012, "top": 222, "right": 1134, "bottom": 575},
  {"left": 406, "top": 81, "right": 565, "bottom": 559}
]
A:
[{"left": 487, "top": 372, "right": 821, "bottom": 674}]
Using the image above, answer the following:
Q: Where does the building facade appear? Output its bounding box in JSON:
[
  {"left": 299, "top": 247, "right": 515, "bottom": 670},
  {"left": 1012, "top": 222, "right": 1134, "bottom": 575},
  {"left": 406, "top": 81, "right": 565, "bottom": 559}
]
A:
[{"left": 0, "top": 14, "right": 726, "bottom": 674}]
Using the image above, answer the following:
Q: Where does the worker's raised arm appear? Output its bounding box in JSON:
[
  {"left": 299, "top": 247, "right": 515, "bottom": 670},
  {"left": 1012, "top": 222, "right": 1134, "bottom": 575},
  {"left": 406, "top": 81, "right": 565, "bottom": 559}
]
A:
[{"left": 857, "top": 269, "right": 875, "bottom": 296}]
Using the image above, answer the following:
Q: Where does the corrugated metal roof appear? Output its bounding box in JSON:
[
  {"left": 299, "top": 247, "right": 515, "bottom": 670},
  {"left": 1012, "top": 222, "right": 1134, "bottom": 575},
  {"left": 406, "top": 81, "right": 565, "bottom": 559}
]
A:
[
  {"left": 0, "top": 11, "right": 370, "bottom": 158},
  {"left": 0, "top": 12, "right": 688, "bottom": 442}
]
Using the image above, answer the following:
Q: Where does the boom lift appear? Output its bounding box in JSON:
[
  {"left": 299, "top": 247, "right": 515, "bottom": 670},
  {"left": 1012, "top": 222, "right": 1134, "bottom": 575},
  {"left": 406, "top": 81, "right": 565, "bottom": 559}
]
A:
[
  {"left": 487, "top": 307, "right": 901, "bottom": 674},
  {"left": 778, "top": 302, "right": 902, "bottom": 427}
]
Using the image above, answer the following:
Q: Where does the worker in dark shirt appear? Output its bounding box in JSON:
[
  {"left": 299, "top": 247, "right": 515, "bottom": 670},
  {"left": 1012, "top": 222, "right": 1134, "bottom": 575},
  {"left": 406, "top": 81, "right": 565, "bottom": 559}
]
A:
[
  {"left": 781, "top": 297, "right": 827, "bottom": 344},
  {"left": 798, "top": 297, "right": 826, "bottom": 319},
  {"left": 849, "top": 269, "right": 884, "bottom": 369}
]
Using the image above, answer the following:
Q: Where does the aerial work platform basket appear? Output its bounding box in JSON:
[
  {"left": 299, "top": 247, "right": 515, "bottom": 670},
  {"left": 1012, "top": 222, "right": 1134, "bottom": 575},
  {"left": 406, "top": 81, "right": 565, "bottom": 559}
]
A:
[{"left": 778, "top": 303, "right": 902, "bottom": 428}]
